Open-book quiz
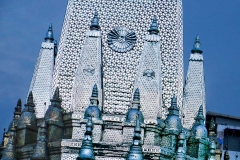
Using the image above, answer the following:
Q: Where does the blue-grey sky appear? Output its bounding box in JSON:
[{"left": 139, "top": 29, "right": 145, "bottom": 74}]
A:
[{"left": 0, "top": 1, "right": 240, "bottom": 137}]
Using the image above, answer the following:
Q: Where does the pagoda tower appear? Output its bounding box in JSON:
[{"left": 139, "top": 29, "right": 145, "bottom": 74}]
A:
[
  {"left": 52, "top": 0, "right": 183, "bottom": 118},
  {"left": 29, "top": 24, "right": 56, "bottom": 118},
  {"left": 182, "top": 35, "right": 206, "bottom": 129}
]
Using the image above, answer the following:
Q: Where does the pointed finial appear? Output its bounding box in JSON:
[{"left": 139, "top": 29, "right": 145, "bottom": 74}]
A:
[
  {"left": 148, "top": 16, "right": 159, "bottom": 34},
  {"left": 167, "top": 95, "right": 179, "bottom": 116},
  {"left": 51, "top": 87, "right": 62, "bottom": 103},
  {"left": 15, "top": 99, "right": 22, "bottom": 112},
  {"left": 90, "top": 11, "right": 100, "bottom": 31},
  {"left": 198, "top": 105, "right": 204, "bottom": 116},
  {"left": 169, "top": 95, "right": 179, "bottom": 110},
  {"left": 24, "top": 91, "right": 35, "bottom": 112},
  {"left": 133, "top": 88, "right": 140, "bottom": 102},
  {"left": 45, "top": 23, "right": 54, "bottom": 42},
  {"left": 191, "top": 35, "right": 202, "bottom": 54},
  {"left": 91, "top": 84, "right": 98, "bottom": 98},
  {"left": 195, "top": 105, "right": 205, "bottom": 124},
  {"left": 27, "top": 91, "right": 34, "bottom": 106},
  {"left": 17, "top": 99, "right": 21, "bottom": 106}
]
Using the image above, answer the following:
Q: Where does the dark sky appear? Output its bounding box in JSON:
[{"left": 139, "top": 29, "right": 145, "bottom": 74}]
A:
[{"left": 0, "top": 1, "right": 240, "bottom": 137}]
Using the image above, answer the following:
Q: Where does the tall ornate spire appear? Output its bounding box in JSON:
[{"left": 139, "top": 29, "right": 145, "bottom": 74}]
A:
[
  {"left": 90, "top": 11, "right": 100, "bottom": 31},
  {"left": 45, "top": 23, "right": 54, "bottom": 42},
  {"left": 29, "top": 22, "right": 55, "bottom": 118},
  {"left": 127, "top": 115, "right": 143, "bottom": 160},
  {"left": 191, "top": 35, "right": 202, "bottom": 54},
  {"left": 148, "top": 15, "right": 159, "bottom": 34},
  {"left": 182, "top": 35, "right": 206, "bottom": 129},
  {"left": 77, "top": 117, "right": 95, "bottom": 160}
]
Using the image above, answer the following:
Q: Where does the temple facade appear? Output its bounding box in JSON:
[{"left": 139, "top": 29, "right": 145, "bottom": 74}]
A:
[{"left": 0, "top": 0, "right": 223, "bottom": 159}]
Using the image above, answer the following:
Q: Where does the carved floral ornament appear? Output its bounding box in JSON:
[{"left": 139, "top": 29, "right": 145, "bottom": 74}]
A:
[{"left": 107, "top": 26, "right": 137, "bottom": 53}]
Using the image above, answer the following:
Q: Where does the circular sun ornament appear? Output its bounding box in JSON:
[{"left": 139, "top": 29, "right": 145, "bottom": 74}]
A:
[{"left": 107, "top": 27, "right": 137, "bottom": 53}]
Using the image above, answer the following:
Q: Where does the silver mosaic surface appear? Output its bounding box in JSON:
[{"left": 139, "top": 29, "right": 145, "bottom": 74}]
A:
[
  {"left": 134, "top": 34, "right": 162, "bottom": 121},
  {"left": 52, "top": 0, "right": 183, "bottom": 116},
  {"left": 29, "top": 42, "right": 55, "bottom": 118},
  {"left": 182, "top": 53, "right": 206, "bottom": 129},
  {"left": 71, "top": 30, "right": 102, "bottom": 115}
]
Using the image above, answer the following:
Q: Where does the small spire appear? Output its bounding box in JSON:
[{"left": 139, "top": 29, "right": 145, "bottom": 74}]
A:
[
  {"left": 15, "top": 99, "right": 22, "bottom": 113},
  {"left": 191, "top": 35, "right": 202, "bottom": 54},
  {"left": 89, "top": 84, "right": 99, "bottom": 105},
  {"left": 77, "top": 117, "right": 95, "bottom": 160},
  {"left": 24, "top": 91, "right": 35, "bottom": 113},
  {"left": 45, "top": 23, "right": 54, "bottom": 42},
  {"left": 91, "top": 84, "right": 98, "bottom": 98},
  {"left": 168, "top": 95, "right": 179, "bottom": 116},
  {"left": 90, "top": 11, "right": 100, "bottom": 31},
  {"left": 194, "top": 105, "right": 205, "bottom": 124},
  {"left": 148, "top": 16, "right": 159, "bottom": 34},
  {"left": 51, "top": 87, "right": 62, "bottom": 103},
  {"left": 133, "top": 88, "right": 140, "bottom": 102},
  {"left": 26, "top": 91, "right": 34, "bottom": 107}
]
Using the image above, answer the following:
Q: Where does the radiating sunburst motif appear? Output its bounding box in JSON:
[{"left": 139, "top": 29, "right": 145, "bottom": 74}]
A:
[{"left": 107, "top": 27, "right": 137, "bottom": 53}]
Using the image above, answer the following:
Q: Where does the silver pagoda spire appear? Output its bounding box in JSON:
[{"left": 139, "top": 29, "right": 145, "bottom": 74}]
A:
[
  {"left": 134, "top": 16, "right": 162, "bottom": 122},
  {"left": 182, "top": 35, "right": 206, "bottom": 129},
  {"left": 71, "top": 12, "right": 102, "bottom": 119},
  {"left": 28, "top": 24, "right": 56, "bottom": 118}
]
